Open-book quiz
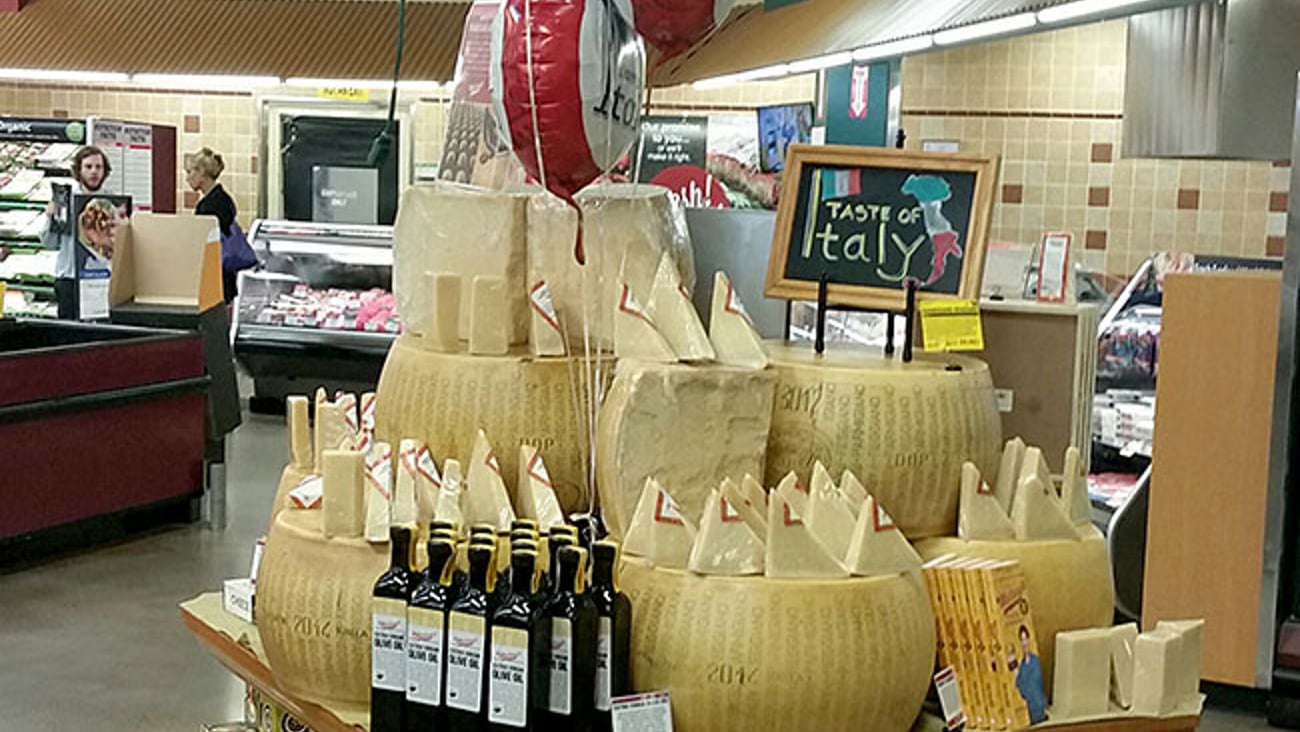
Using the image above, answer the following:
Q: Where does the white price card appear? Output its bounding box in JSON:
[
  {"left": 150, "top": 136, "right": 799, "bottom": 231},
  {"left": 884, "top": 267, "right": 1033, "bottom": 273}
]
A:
[
  {"left": 611, "top": 691, "right": 673, "bottom": 732},
  {"left": 934, "top": 666, "right": 966, "bottom": 730}
]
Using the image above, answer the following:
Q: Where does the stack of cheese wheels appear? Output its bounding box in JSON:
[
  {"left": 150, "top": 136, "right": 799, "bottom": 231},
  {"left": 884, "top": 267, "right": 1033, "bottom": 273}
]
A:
[
  {"left": 764, "top": 343, "right": 1003, "bottom": 538},
  {"left": 374, "top": 334, "right": 597, "bottom": 513},
  {"left": 620, "top": 558, "right": 936, "bottom": 732},
  {"left": 915, "top": 527, "right": 1115, "bottom": 693}
]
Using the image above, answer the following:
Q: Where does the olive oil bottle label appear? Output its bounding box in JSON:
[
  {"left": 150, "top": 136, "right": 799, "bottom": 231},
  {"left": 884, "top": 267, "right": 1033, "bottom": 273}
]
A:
[
  {"left": 547, "top": 619, "right": 573, "bottom": 714},
  {"left": 595, "top": 617, "right": 613, "bottom": 711},
  {"left": 406, "top": 607, "right": 446, "bottom": 705},
  {"left": 488, "top": 627, "right": 531, "bottom": 727},
  {"left": 446, "top": 612, "right": 487, "bottom": 713},
  {"left": 371, "top": 598, "right": 407, "bottom": 692}
]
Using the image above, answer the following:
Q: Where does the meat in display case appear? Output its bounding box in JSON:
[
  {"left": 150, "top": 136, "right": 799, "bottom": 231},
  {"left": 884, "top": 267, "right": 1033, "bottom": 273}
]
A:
[{"left": 233, "top": 220, "right": 398, "bottom": 414}]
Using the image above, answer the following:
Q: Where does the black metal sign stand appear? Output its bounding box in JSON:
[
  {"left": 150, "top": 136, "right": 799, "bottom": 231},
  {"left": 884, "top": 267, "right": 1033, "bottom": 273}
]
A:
[{"left": 814, "top": 274, "right": 918, "bottom": 363}]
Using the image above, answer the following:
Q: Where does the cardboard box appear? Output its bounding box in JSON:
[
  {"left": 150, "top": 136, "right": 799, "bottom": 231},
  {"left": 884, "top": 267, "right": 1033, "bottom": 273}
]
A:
[{"left": 110, "top": 212, "right": 223, "bottom": 311}]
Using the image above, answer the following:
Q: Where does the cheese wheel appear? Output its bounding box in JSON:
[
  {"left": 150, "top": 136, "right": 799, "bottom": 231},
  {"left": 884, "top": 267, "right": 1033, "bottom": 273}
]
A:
[
  {"left": 914, "top": 530, "right": 1114, "bottom": 695},
  {"left": 375, "top": 334, "right": 596, "bottom": 513},
  {"left": 620, "top": 558, "right": 935, "bottom": 732},
  {"left": 765, "top": 342, "right": 1002, "bottom": 539}
]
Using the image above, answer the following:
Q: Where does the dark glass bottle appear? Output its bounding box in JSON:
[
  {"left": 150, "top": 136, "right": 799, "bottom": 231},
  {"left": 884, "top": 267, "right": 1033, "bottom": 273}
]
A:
[
  {"left": 539, "top": 534, "right": 576, "bottom": 601},
  {"left": 405, "top": 539, "right": 458, "bottom": 732},
  {"left": 446, "top": 543, "right": 499, "bottom": 732},
  {"left": 494, "top": 531, "right": 514, "bottom": 604},
  {"left": 487, "top": 550, "right": 551, "bottom": 731},
  {"left": 512, "top": 518, "right": 539, "bottom": 534},
  {"left": 542, "top": 546, "right": 597, "bottom": 732},
  {"left": 372, "top": 525, "right": 415, "bottom": 732},
  {"left": 590, "top": 541, "right": 632, "bottom": 732},
  {"left": 432, "top": 519, "right": 459, "bottom": 538}
]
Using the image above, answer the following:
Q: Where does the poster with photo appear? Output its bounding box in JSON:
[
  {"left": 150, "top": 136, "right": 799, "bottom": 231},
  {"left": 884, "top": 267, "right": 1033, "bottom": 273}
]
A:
[{"left": 73, "top": 194, "right": 131, "bottom": 320}]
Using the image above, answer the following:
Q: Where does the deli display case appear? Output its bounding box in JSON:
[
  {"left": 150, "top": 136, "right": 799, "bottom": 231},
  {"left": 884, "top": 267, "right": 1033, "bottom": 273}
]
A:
[{"left": 233, "top": 220, "right": 397, "bottom": 413}]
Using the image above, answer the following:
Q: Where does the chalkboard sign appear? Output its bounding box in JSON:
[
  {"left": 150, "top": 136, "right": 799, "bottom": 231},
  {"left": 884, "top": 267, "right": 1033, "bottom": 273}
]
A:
[{"left": 766, "top": 144, "right": 999, "bottom": 311}]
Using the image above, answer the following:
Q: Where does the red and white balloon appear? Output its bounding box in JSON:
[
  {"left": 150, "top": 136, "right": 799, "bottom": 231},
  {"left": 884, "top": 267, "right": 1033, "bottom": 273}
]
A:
[{"left": 611, "top": 0, "right": 734, "bottom": 60}]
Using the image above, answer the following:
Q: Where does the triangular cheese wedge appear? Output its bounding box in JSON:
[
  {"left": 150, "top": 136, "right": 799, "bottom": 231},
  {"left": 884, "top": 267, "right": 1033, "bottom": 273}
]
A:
[
  {"left": 614, "top": 283, "right": 677, "bottom": 363},
  {"left": 646, "top": 254, "right": 714, "bottom": 361},
  {"left": 994, "top": 437, "right": 1025, "bottom": 513},
  {"left": 774, "top": 471, "right": 809, "bottom": 518},
  {"left": 313, "top": 401, "right": 355, "bottom": 474},
  {"left": 845, "top": 495, "right": 923, "bottom": 576},
  {"left": 807, "top": 462, "right": 857, "bottom": 561},
  {"left": 1011, "top": 474, "right": 1078, "bottom": 540},
  {"left": 436, "top": 458, "right": 465, "bottom": 529},
  {"left": 765, "top": 479, "right": 847, "bottom": 578},
  {"left": 688, "top": 488, "right": 764, "bottom": 575},
  {"left": 725, "top": 476, "right": 767, "bottom": 534},
  {"left": 517, "top": 445, "right": 566, "bottom": 531},
  {"left": 1110, "top": 623, "right": 1139, "bottom": 709},
  {"left": 364, "top": 442, "right": 394, "bottom": 542},
  {"left": 529, "top": 280, "right": 567, "bottom": 357},
  {"left": 840, "top": 470, "right": 868, "bottom": 518},
  {"left": 398, "top": 440, "right": 441, "bottom": 533},
  {"left": 622, "top": 478, "right": 697, "bottom": 568},
  {"left": 1060, "top": 446, "right": 1091, "bottom": 528},
  {"left": 1019, "top": 446, "right": 1054, "bottom": 499},
  {"left": 465, "top": 430, "right": 516, "bottom": 530},
  {"left": 741, "top": 474, "right": 768, "bottom": 512},
  {"left": 709, "top": 271, "right": 769, "bottom": 369},
  {"left": 958, "top": 461, "right": 1016, "bottom": 541}
]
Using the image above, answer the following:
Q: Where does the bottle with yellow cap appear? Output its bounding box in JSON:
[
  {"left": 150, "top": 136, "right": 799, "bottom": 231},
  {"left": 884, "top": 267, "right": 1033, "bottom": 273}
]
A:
[
  {"left": 487, "top": 547, "right": 549, "bottom": 731},
  {"left": 542, "top": 545, "right": 597, "bottom": 732},
  {"left": 405, "top": 538, "right": 457, "bottom": 732},
  {"left": 372, "top": 525, "right": 416, "bottom": 732},
  {"left": 446, "top": 542, "right": 498, "bottom": 732},
  {"left": 590, "top": 541, "right": 631, "bottom": 732}
]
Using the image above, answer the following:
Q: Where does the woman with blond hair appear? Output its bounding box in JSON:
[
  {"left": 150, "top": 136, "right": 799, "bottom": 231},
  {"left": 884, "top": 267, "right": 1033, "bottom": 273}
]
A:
[{"left": 186, "top": 147, "right": 253, "bottom": 302}]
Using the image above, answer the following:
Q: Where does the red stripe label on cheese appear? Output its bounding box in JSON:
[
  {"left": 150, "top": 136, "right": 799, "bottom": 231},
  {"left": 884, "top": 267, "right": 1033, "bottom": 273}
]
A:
[
  {"left": 528, "top": 453, "right": 553, "bottom": 487},
  {"left": 619, "top": 284, "right": 655, "bottom": 325},
  {"left": 976, "top": 480, "right": 995, "bottom": 497},
  {"left": 486, "top": 452, "right": 502, "bottom": 477},
  {"left": 654, "top": 490, "right": 684, "bottom": 525},
  {"left": 720, "top": 495, "right": 743, "bottom": 523},
  {"left": 725, "top": 281, "right": 755, "bottom": 327},
  {"left": 783, "top": 499, "right": 802, "bottom": 526},
  {"left": 530, "top": 280, "right": 563, "bottom": 334},
  {"left": 873, "top": 501, "right": 896, "bottom": 532}
]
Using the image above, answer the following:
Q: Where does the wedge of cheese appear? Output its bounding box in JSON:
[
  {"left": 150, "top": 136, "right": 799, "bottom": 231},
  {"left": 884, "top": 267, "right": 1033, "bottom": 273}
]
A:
[
  {"left": 622, "top": 478, "right": 697, "bottom": 568},
  {"left": 1155, "top": 619, "right": 1204, "bottom": 709},
  {"left": 840, "top": 470, "right": 868, "bottom": 517},
  {"left": 528, "top": 280, "right": 567, "bottom": 357},
  {"left": 774, "top": 471, "right": 809, "bottom": 519},
  {"left": 993, "top": 437, "right": 1026, "bottom": 514},
  {"left": 726, "top": 476, "right": 768, "bottom": 534},
  {"left": 437, "top": 458, "right": 466, "bottom": 528},
  {"left": 286, "top": 395, "right": 313, "bottom": 469},
  {"left": 807, "top": 462, "right": 857, "bottom": 561},
  {"left": 709, "top": 271, "right": 769, "bottom": 370},
  {"left": 469, "top": 276, "right": 510, "bottom": 356},
  {"left": 313, "top": 401, "right": 355, "bottom": 474},
  {"left": 845, "top": 495, "right": 922, "bottom": 576},
  {"left": 765, "top": 478, "right": 847, "bottom": 579},
  {"left": 398, "top": 440, "right": 439, "bottom": 533},
  {"left": 517, "top": 445, "right": 565, "bottom": 531},
  {"left": 464, "top": 430, "right": 516, "bottom": 530},
  {"left": 646, "top": 253, "right": 714, "bottom": 362},
  {"left": 1053, "top": 628, "right": 1113, "bottom": 719},
  {"left": 322, "top": 449, "right": 365, "bottom": 539},
  {"left": 1061, "top": 445, "right": 1091, "bottom": 528},
  {"left": 958, "top": 461, "right": 1015, "bottom": 541},
  {"left": 425, "top": 271, "right": 461, "bottom": 352},
  {"left": 614, "top": 283, "right": 677, "bottom": 363},
  {"left": 364, "top": 442, "right": 394, "bottom": 542},
  {"left": 1011, "top": 474, "right": 1078, "bottom": 541},
  {"left": 688, "top": 488, "right": 764, "bottom": 575},
  {"left": 1019, "top": 446, "right": 1053, "bottom": 496},
  {"left": 1109, "top": 623, "right": 1139, "bottom": 709},
  {"left": 1131, "top": 629, "right": 1183, "bottom": 716}
]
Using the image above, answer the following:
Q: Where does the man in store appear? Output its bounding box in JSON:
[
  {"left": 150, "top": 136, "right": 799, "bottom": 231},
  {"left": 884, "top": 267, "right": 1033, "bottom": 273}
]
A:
[{"left": 41, "top": 145, "right": 112, "bottom": 319}]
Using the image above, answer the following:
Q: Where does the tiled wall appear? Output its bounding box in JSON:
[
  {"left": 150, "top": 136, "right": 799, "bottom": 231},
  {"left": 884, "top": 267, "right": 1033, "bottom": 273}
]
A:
[{"left": 899, "top": 20, "right": 1290, "bottom": 275}]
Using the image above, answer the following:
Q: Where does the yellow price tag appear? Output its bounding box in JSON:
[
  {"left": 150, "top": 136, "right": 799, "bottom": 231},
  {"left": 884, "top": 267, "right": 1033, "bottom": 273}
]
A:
[
  {"left": 919, "top": 299, "right": 984, "bottom": 352},
  {"left": 317, "top": 87, "right": 370, "bottom": 102}
]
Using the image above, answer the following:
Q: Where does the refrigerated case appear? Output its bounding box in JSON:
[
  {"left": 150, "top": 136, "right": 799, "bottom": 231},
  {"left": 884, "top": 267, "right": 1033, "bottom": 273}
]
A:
[{"left": 233, "top": 220, "right": 396, "bottom": 413}]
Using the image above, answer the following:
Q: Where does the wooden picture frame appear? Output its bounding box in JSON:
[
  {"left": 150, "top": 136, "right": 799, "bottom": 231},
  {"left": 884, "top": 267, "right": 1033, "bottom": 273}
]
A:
[{"left": 765, "top": 144, "right": 1000, "bottom": 311}]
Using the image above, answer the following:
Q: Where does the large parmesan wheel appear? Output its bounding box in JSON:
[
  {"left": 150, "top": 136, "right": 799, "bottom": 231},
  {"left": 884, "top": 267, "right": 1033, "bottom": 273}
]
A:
[
  {"left": 621, "top": 559, "right": 935, "bottom": 732},
  {"left": 256, "top": 509, "right": 388, "bottom": 710},
  {"left": 765, "top": 343, "right": 1002, "bottom": 539},
  {"left": 597, "top": 361, "right": 776, "bottom": 538},
  {"left": 374, "top": 334, "right": 597, "bottom": 513},
  {"left": 915, "top": 529, "right": 1114, "bottom": 695}
]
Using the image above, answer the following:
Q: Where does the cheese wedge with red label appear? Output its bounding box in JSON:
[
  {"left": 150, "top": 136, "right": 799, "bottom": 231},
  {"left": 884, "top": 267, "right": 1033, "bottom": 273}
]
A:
[
  {"left": 840, "top": 470, "right": 868, "bottom": 518},
  {"left": 845, "top": 495, "right": 922, "bottom": 576},
  {"left": 958, "top": 461, "right": 1016, "bottom": 541},
  {"left": 807, "top": 461, "right": 857, "bottom": 561},
  {"left": 647, "top": 253, "right": 714, "bottom": 362},
  {"left": 529, "top": 280, "right": 567, "bottom": 357},
  {"left": 1061, "top": 446, "right": 1092, "bottom": 529},
  {"left": 709, "top": 271, "right": 769, "bottom": 370},
  {"left": 622, "top": 478, "right": 697, "bottom": 568},
  {"left": 398, "top": 439, "right": 439, "bottom": 532},
  {"left": 465, "top": 429, "right": 516, "bottom": 530},
  {"left": 614, "top": 283, "right": 677, "bottom": 363},
  {"left": 364, "top": 442, "right": 394, "bottom": 542},
  {"left": 688, "top": 487, "right": 764, "bottom": 576},
  {"left": 437, "top": 458, "right": 465, "bottom": 529},
  {"left": 1019, "top": 446, "right": 1054, "bottom": 498},
  {"left": 517, "top": 445, "right": 565, "bottom": 531},
  {"left": 724, "top": 475, "right": 767, "bottom": 534},
  {"left": 775, "top": 471, "right": 809, "bottom": 519},
  {"left": 994, "top": 437, "right": 1025, "bottom": 513},
  {"left": 425, "top": 271, "right": 461, "bottom": 353},
  {"left": 335, "top": 392, "right": 359, "bottom": 435},
  {"left": 741, "top": 474, "right": 768, "bottom": 513},
  {"left": 1011, "top": 474, "right": 1078, "bottom": 541},
  {"left": 765, "top": 478, "right": 847, "bottom": 578},
  {"left": 313, "top": 401, "right": 355, "bottom": 474}
]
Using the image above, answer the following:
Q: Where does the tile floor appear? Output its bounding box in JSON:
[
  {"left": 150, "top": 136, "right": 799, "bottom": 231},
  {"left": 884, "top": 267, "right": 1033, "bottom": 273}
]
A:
[{"left": 0, "top": 410, "right": 1285, "bottom": 730}]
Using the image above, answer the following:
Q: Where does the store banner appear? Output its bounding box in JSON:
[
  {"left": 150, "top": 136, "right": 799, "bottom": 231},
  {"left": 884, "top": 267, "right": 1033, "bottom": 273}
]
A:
[
  {"left": 825, "top": 62, "right": 891, "bottom": 147},
  {"left": 72, "top": 193, "right": 131, "bottom": 321},
  {"left": 0, "top": 117, "right": 86, "bottom": 143},
  {"left": 621, "top": 113, "right": 778, "bottom": 209}
]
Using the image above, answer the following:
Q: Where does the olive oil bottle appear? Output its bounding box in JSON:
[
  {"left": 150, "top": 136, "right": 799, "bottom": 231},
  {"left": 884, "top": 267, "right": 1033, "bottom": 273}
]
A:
[
  {"left": 543, "top": 545, "right": 597, "bottom": 732},
  {"left": 590, "top": 541, "right": 632, "bottom": 732},
  {"left": 446, "top": 542, "right": 499, "bottom": 732},
  {"left": 405, "top": 538, "right": 458, "bottom": 732},
  {"left": 487, "top": 549, "right": 550, "bottom": 731},
  {"left": 372, "top": 525, "right": 416, "bottom": 732}
]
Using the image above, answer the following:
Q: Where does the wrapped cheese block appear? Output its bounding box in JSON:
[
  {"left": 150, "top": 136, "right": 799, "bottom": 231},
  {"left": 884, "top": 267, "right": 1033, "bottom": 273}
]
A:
[
  {"left": 647, "top": 252, "right": 714, "bottom": 361},
  {"left": 597, "top": 360, "right": 776, "bottom": 538},
  {"left": 528, "top": 280, "right": 566, "bottom": 357},
  {"left": 1052, "top": 628, "right": 1114, "bottom": 719},
  {"left": 622, "top": 478, "right": 697, "bottom": 569},
  {"left": 766, "top": 342, "right": 1002, "bottom": 539},
  {"left": 845, "top": 495, "right": 922, "bottom": 576},
  {"left": 994, "top": 437, "right": 1026, "bottom": 513},
  {"left": 709, "top": 271, "right": 769, "bottom": 370},
  {"left": 839, "top": 470, "right": 867, "bottom": 518},
  {"left": 517, "top": 445, "right": 566, "bottom": 531},
  {"left": 958, "top": 461, "right": 1015, "bottom": 541},
  {"left": 464, "top": 429, "right": 515, "bottom": 530},
  {"left": 394, "top": 182, "right": 528, "bottom": 344},
  {"left": 724, "top": 476, "right": 767, "bottom": 534},
  {"left": 765, "top": 477, "right": 846, "bottom": 579},
  {"left": 437, "top": 459, "right": 466, "bottom": 528},
  {"left": 1011, "top": 474, "right": 1077, "bottom": 541},
  {"left": 614, "top": 283, "right": 677, "bottom": 363},
  {"left": 363, "top": 442, "right": 394, "bottom": 543},
  {"left": 687, "top": 486, "right": 764, "bottom": 576},
  {"left": 526, "top": 184, "right": 696, "bottom": 350},
  {"left": 806, "top": 462, "right": 856, "bottom": 561}
]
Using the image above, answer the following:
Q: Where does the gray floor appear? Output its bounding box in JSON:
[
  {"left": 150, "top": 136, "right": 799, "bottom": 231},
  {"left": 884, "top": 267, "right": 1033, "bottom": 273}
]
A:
[{"left": 0, "top": 410, "right": 1282, "bottom": 730}]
